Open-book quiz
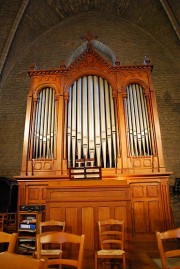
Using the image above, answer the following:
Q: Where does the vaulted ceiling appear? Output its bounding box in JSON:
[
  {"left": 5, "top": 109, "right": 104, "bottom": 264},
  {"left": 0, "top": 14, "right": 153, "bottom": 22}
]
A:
[{"left": 0, "top": 0, "right": 179, "bottom": 84}]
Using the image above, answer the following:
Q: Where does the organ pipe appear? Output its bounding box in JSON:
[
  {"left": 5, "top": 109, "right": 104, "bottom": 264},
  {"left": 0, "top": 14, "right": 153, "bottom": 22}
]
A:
[
  {"left": 77, "top": 78, "right": 82, "bottom": 162},
  {"left": 67, "top": 75, "right": 117, "bottom": 168},
  {"left": 71, "top": 82, "right": 77, "bottom": 167},
  {"left": 32, "top": 87, "right": 57, "bottom": 160},
  {"left": 82, "top": 77, "right": 88, "bottom": 161},
  {"left": 94, "top": 76, "right": 101, "bottom": 167},
  {"left": 88, "top": 76, "right": 95, "bottom": 159},
  {"left": 126, "top": 83, "right": 152, "bottom": 156}
]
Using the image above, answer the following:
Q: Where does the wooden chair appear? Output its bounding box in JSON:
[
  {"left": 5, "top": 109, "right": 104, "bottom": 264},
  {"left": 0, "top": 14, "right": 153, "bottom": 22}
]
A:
[
  {"left": 34, "top": 220, "right": 65, "bottom": 259},
  {"left": 95, "top": 219, "right": 126, "bottom": 269},
  {"left": 0, "top": 251, "right": 47, "bottom": 269},
  {"left": 0, "top": 213, "right": 7, "bottom": 231},
  {"left": 156, "top": 228, "right": 180, "bottom": 269},
  {"left": 36, "top": 231, "right": 85, "bottom": 269},
  {"left": 0, "top": 231, "right": 18, "bottom": 252}
]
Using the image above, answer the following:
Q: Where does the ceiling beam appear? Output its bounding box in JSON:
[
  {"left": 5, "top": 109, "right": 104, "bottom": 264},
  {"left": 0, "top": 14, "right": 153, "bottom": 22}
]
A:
[
  {"left": 159, "top": 0, "right": 180, "bottom": 40},
  {"left": 0, "top": 0, "right": 30, "bottom": 77}
]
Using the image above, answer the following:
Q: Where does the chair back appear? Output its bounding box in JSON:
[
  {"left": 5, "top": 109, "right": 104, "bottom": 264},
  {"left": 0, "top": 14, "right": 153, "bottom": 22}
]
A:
[
  {"left": 98, "top": 219, "right": 125, "bottom": 250},
  {"left": 156, "top": 228, "right": 180, "bottom": 269},
  {"left": 0, "top": 231, "right": 17, "bottom": 252},
  {"left": 40, "top": 220, "right": 65, "bottom": 234},
  {"left": 36, "top": 231, "right": 85, "bottom": 269},
  {"left": 0, "top": 251, "right": 47, "bottom": 269}
]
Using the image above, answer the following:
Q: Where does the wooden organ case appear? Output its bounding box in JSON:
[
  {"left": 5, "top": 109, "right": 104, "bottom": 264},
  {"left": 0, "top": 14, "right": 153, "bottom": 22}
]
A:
[{"left": 15, "top": 40, "right": 173, "bottom": 268}]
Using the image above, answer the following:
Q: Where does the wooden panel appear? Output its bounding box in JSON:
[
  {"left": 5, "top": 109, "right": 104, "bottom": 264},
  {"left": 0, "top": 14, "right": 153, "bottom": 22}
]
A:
[
  {"left": 146, "top": 185, "right": 158, "bottom": 197},
  {"left": 48, "top": 206, "right": 65, "bottom": 221},
  {"left": 131, "top": 185, "right": 144, "bottom": 198},
  {"left": 148, "top": 201, "right": 161, "bottom": 231},
  {"left": 82, "top": 207, "right": 94, "bottom": 250},
  {"left": 133, "top": 201, "right": 148, "bottom": 233},
  {"left": 97, "top": 206, "right": 111, "bottom": 221},
  {"left": 131, "top": 182, "right": 162, "bottom": 234},
  {"left": 65, "top": 207, "right": 78, "bottom": 234},
  {"left": 25, "top": 185, "right": 47, "bottom": 204}
]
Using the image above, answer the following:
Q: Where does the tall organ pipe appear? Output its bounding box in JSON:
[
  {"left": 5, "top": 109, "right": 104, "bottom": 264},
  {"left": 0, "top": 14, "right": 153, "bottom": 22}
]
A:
[
  {"left": 32, "top": 88, "right": 56, "bottom": 160},
  {"left": 71, "top": 82, "right": 77, "bottom": 167},
  {"left": 67, "top": 75, "right": 117, "bottom": 168},
  {"left": 88, "top": 76, "right": 95, "bottom": 159},
  {"left": 126, "top": 84, "right": 152, "bottom": 156},
  {"left": 82, "top": 77, "right": 88, "bottom": 161},
  {"left": 94, "top": 76, "right": 101, "bottom": 166}
]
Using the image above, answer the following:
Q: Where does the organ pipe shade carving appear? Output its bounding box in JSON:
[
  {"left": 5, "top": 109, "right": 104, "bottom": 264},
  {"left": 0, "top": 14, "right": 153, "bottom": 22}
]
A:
[
  {"left": 67, "top": 76, "right": 117, "bottom": 168},
  {"left": 32, "top": 87, "right": 57, "bottom": 159},
  {"left": 125, "top": 83, "right": 152, "bottom": 156}
]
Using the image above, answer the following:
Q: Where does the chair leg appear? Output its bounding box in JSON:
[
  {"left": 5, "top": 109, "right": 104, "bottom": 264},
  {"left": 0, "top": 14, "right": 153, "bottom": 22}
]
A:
[
  {"left": 95, "top": 253, "right": 98, "bottom": 269},
  {"left": 122, "top": 255, "right": 126, "bottom": 269}
]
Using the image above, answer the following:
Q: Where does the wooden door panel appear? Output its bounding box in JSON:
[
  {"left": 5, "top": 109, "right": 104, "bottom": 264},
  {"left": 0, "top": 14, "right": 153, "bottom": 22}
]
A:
[
  {"left": 133, "top": 201, "right": 148, "bottom": 233},
  {"left": 148, "top": 201, "right": 161, "bottom": 231},
  {"left": 82, "top": 207, "right": 94, "bottom": 250}
]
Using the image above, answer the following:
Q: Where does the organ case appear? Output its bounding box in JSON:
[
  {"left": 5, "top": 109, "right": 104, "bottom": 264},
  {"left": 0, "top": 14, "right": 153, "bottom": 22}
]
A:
[
  {"left": 20, "top": 41, "right": 166, "bottom": 176},
  {"left": 15, "top": 41, "right": 174, "bottom": 266}
]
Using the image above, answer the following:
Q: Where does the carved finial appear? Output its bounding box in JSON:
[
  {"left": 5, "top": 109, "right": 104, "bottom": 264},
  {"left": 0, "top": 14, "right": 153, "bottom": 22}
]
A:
[
  {"left": 30, "top": 63, "right": 38, "bottom": 70},
  {"left": 144, "top": 55, "right": 150, "bottom": 65},
  {"left": 84, "top": 32, "right": 98, "bottom": 43},
  {"left": 115, "top": 57, "right": 120, "bottom": 66},
  {"left": 60, "top": 60, "right": 66, "bottom": 69}
]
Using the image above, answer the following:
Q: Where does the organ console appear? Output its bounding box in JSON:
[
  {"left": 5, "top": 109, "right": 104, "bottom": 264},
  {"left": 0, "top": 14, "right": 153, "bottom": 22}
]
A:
[{"left": 15, "top": 39, "right": 173, "bottom": 269}]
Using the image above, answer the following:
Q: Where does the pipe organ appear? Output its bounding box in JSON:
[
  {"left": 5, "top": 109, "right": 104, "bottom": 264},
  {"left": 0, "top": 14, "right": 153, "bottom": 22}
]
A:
[
  {"left": 16, "top": 40, "right": 173, "bottom": 269},
  {"left": 19, "top": 41, "right": 167, "bottom": 176}
]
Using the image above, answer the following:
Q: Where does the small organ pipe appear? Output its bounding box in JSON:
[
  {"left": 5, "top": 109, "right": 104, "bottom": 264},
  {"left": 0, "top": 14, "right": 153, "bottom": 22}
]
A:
[
  {"left": 110, "top": 87, "right": 117, "bottom": 166},
  {"left": 67, "top": 87, "right": 72, "bottom": 167},
  {"left": 51, "top": 90, "right": 56, "bottom": 158},
  {"left": 99, "top": 77, "right": 107, "bottom": 167},
  {"left": 105, "top": 80, "right": 112, "bottom": 167},
  {"left": 42, "top": 89, "right": 49, "bottom": 158},
  {"left": 77, "top": 78, "right": 82, "bottom": 162},
  {"left": 63, "top": 98, "right": 68, "bottom": 160},
  {"left": 136, "top": 84, "right": 146, "bottom": 155},
  {"left": 132, "top": 84, "right": 141, "bottom": 155},
  {"left": 129, "top": 85, "right": 138, "bottom": 156},
  {"left": 88, "top": 76, "right": 95, "bottom": 159},
  {"left": 71, "top": 82, "right": 77, "bottom": 167},
  {"left": 82, "top": 77, "right": 88, "bottom": 160},
  {"left": 94, "top": 76, "right": 101, "bottom": 166},
  {"left": 46, "top": 88, "right": 52, "bottom": 158}
]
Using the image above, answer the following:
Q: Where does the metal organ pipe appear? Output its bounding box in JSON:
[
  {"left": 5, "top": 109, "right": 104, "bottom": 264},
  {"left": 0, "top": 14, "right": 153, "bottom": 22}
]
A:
[
  {"left": 32, "top": 88, "right": 56, "bottom": 160},
  {"left": 126, "top": 84, "right": 152, "bottom": 156},
  {"left": 88, "top": 76, "right": 95, "bottom": 160},
  {"left": 71, "top": 82, "right": 77, "bottom": 167},
  {"left": 82, "top": 77, "right": 88, "bottom": 161},
  {"left": 67, "top": 88, "right": 72, "bottom": 167},
  {"left": 77, "top": 78, "right": 82, "bottom": 162},
  {"left": 110, "top": 86, "right": 117, "bottom": 166},
  {"left": 67, "top": 75, "right": 117, "bottom": 168},
  {"left": 104, "top": 80, "right": 112, "bottom": 167},
  {"left": 93, "top": 76, "right": 101, "bottom": 167},
  {"left": 99, "top": 77, "right": 107, "bottom": 167}
]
